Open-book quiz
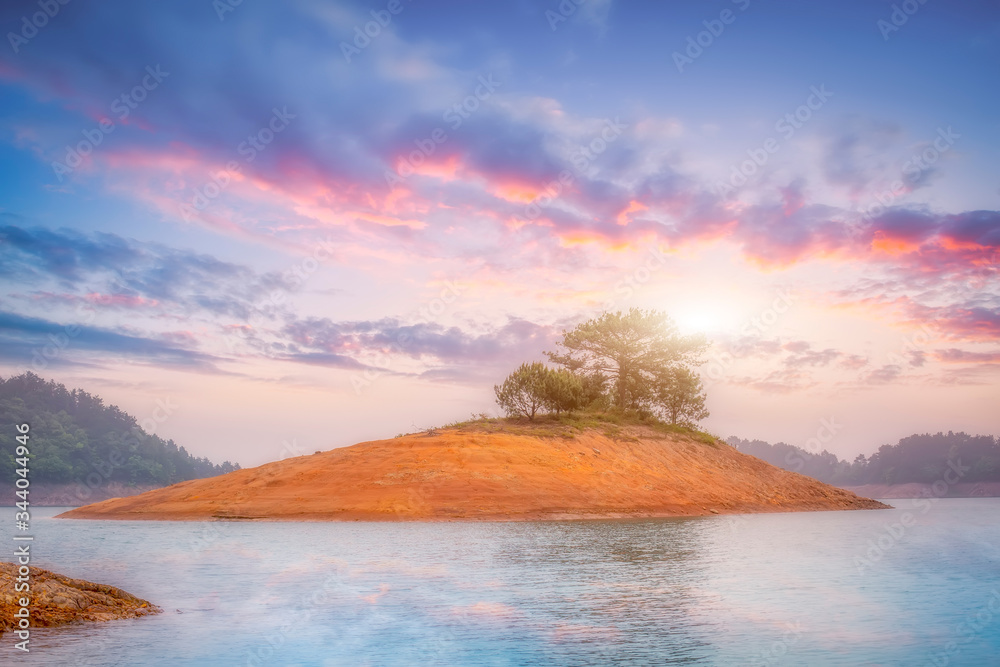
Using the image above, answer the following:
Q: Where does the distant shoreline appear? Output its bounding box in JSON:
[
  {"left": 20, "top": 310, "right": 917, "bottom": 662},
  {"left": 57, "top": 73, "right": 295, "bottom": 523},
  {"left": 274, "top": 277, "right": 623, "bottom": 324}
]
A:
[
  {"left": 0, "top": 483, "right": 161, "bottom": 507},
  {"left": 842, "top": 482, "right": 1000, "bottom": 499}
]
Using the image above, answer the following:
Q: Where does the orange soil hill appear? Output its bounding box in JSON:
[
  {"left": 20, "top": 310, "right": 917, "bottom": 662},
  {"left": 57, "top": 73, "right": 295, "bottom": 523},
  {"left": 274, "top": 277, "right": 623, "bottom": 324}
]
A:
[{"left": 58, "top": 421, "right": 888, "bottom": 521}]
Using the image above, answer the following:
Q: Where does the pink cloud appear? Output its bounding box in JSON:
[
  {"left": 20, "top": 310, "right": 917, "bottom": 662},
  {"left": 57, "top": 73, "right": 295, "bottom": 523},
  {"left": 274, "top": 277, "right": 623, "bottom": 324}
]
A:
[{"left": 934, "top": 349, "right": 1000, "bottom": 364}]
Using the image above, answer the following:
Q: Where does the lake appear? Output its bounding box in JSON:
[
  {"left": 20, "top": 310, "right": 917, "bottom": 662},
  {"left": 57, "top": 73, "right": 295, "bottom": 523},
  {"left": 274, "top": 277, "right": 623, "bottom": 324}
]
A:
[{"left": 4, "top": 499, "right": 1000, "bottom": 665}]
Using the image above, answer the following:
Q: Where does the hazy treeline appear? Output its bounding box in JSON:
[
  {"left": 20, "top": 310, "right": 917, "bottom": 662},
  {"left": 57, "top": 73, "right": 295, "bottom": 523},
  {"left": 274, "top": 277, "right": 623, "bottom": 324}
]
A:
[
  {"left": 729, "top": 432, "right": 1000, "bottom": 485},
  {"left": 0, "top": 373, "right": 239, "bottom": 486}
]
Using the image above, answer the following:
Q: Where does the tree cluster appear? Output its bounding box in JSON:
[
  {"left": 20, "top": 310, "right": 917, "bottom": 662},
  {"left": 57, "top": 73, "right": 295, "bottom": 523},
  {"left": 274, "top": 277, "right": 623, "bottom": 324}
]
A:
[
  {"left": 494, "top": 362, "right": 605, "bottom": 420},
  {"left": 0, "top": 373, "right": 240, "bottom": 486},
  {"left": 494, "top": 309, "right": 710, "bottom": 426},
  {"left": 729, "top": 431, "right": 1000, "bottom": 486}
]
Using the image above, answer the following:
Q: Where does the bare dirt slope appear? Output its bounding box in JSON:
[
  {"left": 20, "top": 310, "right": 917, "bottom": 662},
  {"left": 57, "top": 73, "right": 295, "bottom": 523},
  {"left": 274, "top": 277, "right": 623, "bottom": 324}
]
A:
[{"left": 59, "top": 422, "right": 888, "bottom": 521}]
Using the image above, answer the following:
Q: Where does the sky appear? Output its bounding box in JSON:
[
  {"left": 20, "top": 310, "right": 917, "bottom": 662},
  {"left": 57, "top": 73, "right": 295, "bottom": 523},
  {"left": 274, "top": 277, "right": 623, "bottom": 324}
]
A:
[{"left": 0, "top": 0, "right": 998, "bottom": 467}]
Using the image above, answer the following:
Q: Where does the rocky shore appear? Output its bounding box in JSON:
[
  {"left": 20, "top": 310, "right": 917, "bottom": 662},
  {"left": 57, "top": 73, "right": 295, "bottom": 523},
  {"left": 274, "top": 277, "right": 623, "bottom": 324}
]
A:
[{"left": 0, "top": 562, "right": 160, "bottom": 632}]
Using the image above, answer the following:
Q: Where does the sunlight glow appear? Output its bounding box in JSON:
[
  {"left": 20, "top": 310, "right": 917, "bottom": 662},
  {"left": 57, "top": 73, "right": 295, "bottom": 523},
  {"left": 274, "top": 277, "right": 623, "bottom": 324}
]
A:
[{"left": 673, "top": 304, "right": 734, "bottom": 334}]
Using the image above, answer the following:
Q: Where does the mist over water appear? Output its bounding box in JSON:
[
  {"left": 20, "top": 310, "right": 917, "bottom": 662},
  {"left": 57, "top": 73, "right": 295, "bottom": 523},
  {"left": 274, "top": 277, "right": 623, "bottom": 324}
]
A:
[{"left": 6, "top": 501, "right": 1000, "bottom": 665}]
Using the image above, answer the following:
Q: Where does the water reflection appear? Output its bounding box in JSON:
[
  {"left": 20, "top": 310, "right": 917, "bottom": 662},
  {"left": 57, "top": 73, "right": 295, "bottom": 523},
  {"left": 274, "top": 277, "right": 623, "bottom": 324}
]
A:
[{"left": 4, "top": 503, "right": 1000, "bottom": 665}]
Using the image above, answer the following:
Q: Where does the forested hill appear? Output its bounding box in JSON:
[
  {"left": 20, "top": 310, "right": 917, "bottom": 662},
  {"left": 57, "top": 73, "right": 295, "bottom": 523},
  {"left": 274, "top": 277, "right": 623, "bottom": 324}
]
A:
[
  {"left": 0, "top": 373, "right": 239, "bottom": 487},
  {"left": 728, "top": 432, "right": 1000, "bottom": 486}
]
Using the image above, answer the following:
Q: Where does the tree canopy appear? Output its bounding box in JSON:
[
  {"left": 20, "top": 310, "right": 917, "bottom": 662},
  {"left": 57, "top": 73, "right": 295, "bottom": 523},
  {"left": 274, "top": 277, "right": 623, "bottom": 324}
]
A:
[
  {"left": 495, "top": 309, "right": 710, "bottom": 425},
  {"left": 545, "top": 309, "right": 707, "bottom": 411},
  {"left": 653, "top": 367, "right": 709, "bottom": 427},
  {"left": 494, "top": 362, "right": 550, "bottom": 420}
]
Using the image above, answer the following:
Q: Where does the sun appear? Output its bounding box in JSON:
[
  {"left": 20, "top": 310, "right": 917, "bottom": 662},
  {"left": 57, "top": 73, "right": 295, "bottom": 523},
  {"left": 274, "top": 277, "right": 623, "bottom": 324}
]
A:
[{"left": 671, "top": 303, "right": 736, "bottom": 335}]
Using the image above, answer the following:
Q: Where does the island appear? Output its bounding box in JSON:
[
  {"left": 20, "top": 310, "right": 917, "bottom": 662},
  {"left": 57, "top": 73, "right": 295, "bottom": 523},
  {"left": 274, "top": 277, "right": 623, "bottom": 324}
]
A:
[{"left": 58, "top": 418, "right": 888, "bottom": 521}]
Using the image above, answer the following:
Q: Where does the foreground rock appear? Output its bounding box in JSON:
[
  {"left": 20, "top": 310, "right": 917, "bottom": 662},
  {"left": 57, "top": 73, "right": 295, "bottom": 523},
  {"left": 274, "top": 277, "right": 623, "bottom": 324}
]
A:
[
  {"left": 59, "top": 422, "right": 889, "bottom": 521},
  {"left": 0, "top": 563, "right": 160, "bottom": 631}
]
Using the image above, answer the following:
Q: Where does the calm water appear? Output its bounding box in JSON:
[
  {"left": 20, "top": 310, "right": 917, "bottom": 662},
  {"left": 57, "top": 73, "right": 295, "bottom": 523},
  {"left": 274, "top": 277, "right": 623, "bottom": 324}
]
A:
[{"left": 3, "top": 500, "right": 1000, "bottom": 666}]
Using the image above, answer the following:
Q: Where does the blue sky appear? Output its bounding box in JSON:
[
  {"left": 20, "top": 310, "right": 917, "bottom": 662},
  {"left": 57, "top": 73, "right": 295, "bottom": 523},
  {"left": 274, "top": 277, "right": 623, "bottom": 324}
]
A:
[{"left": 1, "top": 0, "right": 998, "bottom": 465}]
